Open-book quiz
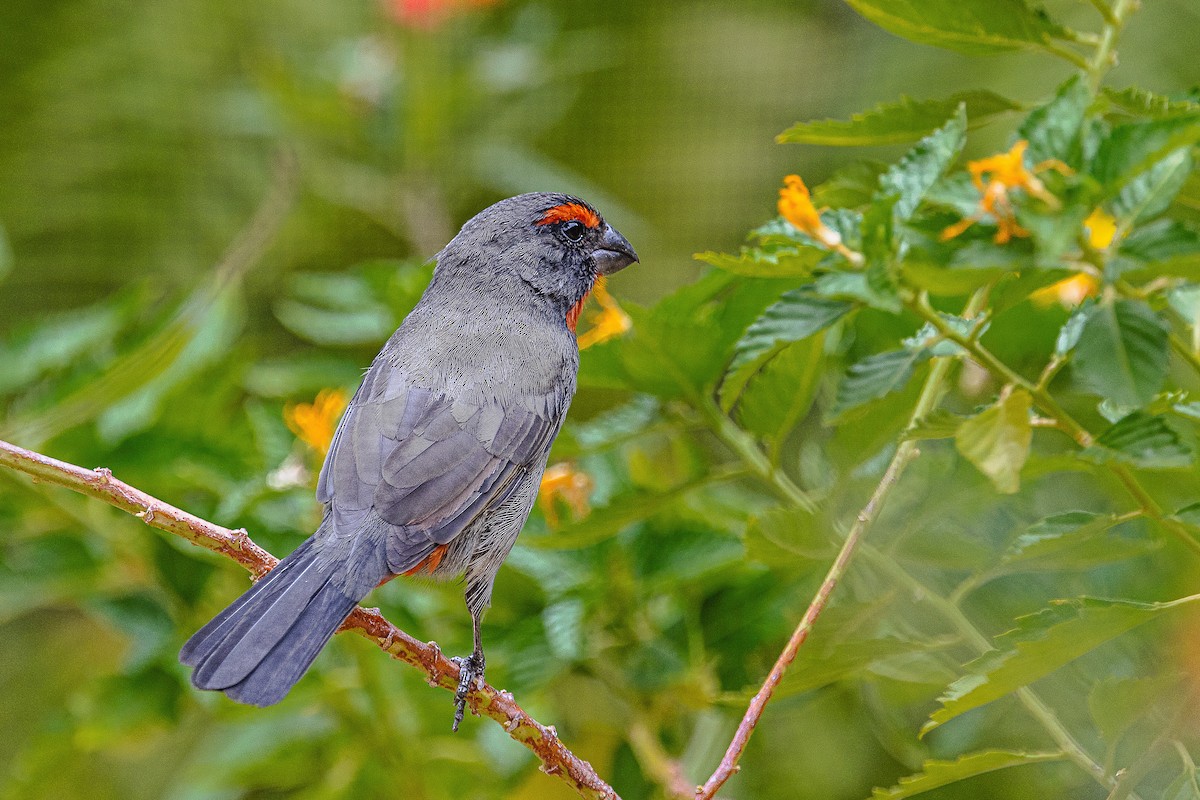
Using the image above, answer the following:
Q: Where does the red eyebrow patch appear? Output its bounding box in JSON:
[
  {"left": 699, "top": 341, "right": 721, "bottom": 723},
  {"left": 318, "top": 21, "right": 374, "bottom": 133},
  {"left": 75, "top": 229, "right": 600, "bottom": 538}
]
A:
[{"left": 537, "top": 202, "right": 600, "bottom": 229}]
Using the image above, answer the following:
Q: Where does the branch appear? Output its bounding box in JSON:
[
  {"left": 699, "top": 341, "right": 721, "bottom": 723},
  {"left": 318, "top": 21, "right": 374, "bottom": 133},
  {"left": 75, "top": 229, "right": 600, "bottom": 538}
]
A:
[
  {"left": 0, "top": 439, "right": 619, "bottom": 800},
  {"left": 695, "top": 290, "right": 991, "bottom": 798}
]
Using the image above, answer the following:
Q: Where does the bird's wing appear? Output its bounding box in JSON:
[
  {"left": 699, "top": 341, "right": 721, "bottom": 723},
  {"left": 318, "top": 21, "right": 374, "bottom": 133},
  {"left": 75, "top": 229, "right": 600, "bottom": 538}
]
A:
[{"left": 316, "top": 368, "right": 560, "bottom": 572}]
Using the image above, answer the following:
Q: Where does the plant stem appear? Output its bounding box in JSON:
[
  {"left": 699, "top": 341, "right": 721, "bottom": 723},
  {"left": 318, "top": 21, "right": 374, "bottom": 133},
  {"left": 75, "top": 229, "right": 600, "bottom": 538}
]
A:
[
  {"left": 696, "top": 289, "right": 990, "bottom": 798},
  {"left": 907, "top": 295, "right": 1200, "bottom": 558},
  {"left": 1087, "top": 0, "right": 1136, "bottom": 91}
]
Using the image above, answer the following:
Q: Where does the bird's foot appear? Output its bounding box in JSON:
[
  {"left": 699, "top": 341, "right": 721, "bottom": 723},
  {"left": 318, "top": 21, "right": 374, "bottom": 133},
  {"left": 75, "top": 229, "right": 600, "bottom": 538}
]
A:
[{"left": 450, "top": 651, "right": 485, "bottom": 732}]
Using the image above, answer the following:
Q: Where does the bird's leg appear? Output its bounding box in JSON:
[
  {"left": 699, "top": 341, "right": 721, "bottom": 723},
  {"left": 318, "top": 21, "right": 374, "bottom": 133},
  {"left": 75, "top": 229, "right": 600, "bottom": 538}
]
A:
[{"left": 451, "top": 612, "right": 485, "bottom": 732}]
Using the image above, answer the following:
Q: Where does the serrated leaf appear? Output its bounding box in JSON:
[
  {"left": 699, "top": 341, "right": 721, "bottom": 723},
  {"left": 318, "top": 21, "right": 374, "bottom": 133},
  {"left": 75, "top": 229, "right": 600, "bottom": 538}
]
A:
[
  {"left": 1081, "top": 411, "right": 1195, "bottom": 468},
  {"left": 833, "top": 349, "right": 930, "bottom": 417},
  {"left": 1102, "top": 86, "right": 1200, "bottom": 120},
  {"left": 812, "top": 162, "right": 890, "bottom": 208},
  {"left": 923, "top": 596, "right": 1198, "bottom": 733},
  {"left": 863, "top": 194, "right": 902, "bottom": 307},
  {"left": 1072, "top": 300, "right": 1169, "bottom": 407},
  {"left": 843, "top": 0, "right": 1074, "bottom": 55},
  {"left": 778, "top": 91, "right": 1019, "bottom": 146},
  {"left": 1018, "top": 75, "right": 1090, "bottom": 167},
  {"left": 1093, "top": 113, "right": 1200, "bottom": 198},
  {"left": 695, "top": 245, "right": 827, "bottom": 277},
  {"left": 1004, "top": 511, "right": 1156, "bottom": 570},
  {"left": 729, "top": 291, "right": 854, "bottom": 373},
  {"left": 870, "top": 750, "right": 1065, "bottom": 799},
  {"left": 955, "top": 389, "right": 1032, "bottom": 494},
  {"left": 1112, "top": 148, "right": 1193, "bottom": 226},
  {"left": 878, "top": 106, "right": 968, "bottom": 221},
  {"left": 1117, "top": 219, "right": 1200, "bottom": 279}
]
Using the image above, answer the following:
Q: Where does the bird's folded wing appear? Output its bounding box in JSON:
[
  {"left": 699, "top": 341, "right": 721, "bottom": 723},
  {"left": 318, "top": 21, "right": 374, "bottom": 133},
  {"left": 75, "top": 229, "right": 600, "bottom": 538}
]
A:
[{"left": 316, "top": 372, "right": 559, "bottom": 568}]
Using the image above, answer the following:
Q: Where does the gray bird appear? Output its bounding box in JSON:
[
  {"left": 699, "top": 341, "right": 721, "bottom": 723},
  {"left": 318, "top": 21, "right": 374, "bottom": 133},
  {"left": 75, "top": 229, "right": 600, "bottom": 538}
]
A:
[{"left": 180, "top": 193, "right": 637, "bottom": 729}]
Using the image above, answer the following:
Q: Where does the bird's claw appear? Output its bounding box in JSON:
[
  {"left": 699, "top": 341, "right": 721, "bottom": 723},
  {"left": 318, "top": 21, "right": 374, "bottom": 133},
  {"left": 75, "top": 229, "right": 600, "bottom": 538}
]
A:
[{"left": 451, "top": 652, "right": 485, "bottom": 732}]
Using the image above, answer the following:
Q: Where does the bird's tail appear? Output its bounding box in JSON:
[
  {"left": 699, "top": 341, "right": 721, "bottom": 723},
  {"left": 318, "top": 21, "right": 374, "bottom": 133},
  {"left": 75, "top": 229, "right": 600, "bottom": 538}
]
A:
[{"left": 180, "top": 521, "right": 386, "bottom": 707}]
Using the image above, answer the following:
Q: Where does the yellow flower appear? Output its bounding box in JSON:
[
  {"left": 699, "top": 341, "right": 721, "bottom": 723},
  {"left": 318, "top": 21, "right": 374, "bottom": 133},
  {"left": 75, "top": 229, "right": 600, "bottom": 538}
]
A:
[
  {"left": 1031, "top": 272, "right": 1099, "bottom": 308},
  {"left": 284, "top": 388, "right": 349, "bottom": 455},
  {"left": 941, "top": 140, "right": 1072, "bottom": 245},
  {"left": 576, "top": 281, "right": 632, "bottom": 350},
  {"left": 538, "top": 462, "right": 593, "bottom": 527},
  {"left": 1084, "top": 208, "right": 1118, "bottom": 250},
  {"left": 778, "top": 175, "right": 842, "bottom": 250}
]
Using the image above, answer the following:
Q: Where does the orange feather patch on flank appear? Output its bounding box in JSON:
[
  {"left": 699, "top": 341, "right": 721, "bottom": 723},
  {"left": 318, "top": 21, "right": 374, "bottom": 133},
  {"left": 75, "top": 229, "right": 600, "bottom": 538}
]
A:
[
  {"left": 537, "top": 202, "right": 600, "bottom": 229},
  {"left": 402, "top": 543, "right": 449, "bottom": 577}
]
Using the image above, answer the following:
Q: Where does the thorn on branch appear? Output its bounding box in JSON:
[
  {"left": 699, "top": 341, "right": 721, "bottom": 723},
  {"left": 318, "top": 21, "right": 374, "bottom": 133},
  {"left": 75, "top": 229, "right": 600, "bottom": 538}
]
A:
[{"left": 93, "top": 467, "right": 112, "bottom": 483}]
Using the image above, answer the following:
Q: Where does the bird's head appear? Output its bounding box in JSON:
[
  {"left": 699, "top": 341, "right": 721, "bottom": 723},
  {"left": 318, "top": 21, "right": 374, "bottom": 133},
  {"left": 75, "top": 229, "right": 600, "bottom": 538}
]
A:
[{"left": 435, "top": 193, "right": 638, "bottom": 313}]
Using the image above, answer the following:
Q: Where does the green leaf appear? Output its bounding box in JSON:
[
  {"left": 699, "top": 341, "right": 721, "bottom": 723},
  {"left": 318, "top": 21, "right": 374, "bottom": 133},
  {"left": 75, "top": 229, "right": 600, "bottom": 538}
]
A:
[
  {"left": 1117, "top": 219, "right": 1200, "bottom": 279},
  {"left": 1072, "top": 299, "right": 1169, "bottom": 407},
  {"left": 870, "top": 750, "right": 1066, "bottom": 799},
  {"left": 1004, "top": 511, "right": 1157, "bottom": 570},
  {"left": 1088, "top": 674, "right": 1182, "bottom": 745},
  {"left": 842, "top": 0, "right": 1074, "bottom": 55},
  {"left": 923, "top": 596, "right": 1199, "bottom": 734},
  {"left": 878, "top": 106, "right": 968, "bottom": 221},
  {"left": 728, "top": 291, "right": 854, "bottom": 374},
  {"left": 813, "top": 162, "right": 890, "bottom": 208},
  {"left": 833, "top": 349, "right": 930, "bottom": 418},
  {"left": 1102, "top": 86, "right": 1200, "bottom": 120},
  {"left": 778, "top": 91, "right": 1019, "bottom": 146},
  {"left": 904, "top": 408, "right": 968, "bottom": 440},
  {"left": 1018, "top": 75, "right": 1090, "bottom": 167},
  {"left": 863, "top": 194, "right": 902, "bottom": 309},
  {"left": 743, "top": 505, "right": 831, "bottom": 566},
  {"left": 1093, "top": 113, "right": 1200, "bottom": 198},
  {"left": 737, "top": 336, "right": 826, "bottom": 450},
  {"left": 1054, "top": 303, "right": 1092, "bottom": 357},
  {"left": 1082, "top": 411, "right": 1195, "bottom": 469},
  {"left": 695, "top": 245, "right": 827, "bottom": 277},
  {"left": 1112, "top": 148, "right": 1194, "bottom": 226},
  {"left": 955, "top": 389, "right": 1032, "bottom": 494}
]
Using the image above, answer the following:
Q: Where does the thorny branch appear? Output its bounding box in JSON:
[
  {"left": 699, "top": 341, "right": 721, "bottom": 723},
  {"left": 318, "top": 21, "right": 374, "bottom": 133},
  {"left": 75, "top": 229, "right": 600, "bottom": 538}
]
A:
[{"left": 0, "top": 439, "right": 619, "bottom": 800}]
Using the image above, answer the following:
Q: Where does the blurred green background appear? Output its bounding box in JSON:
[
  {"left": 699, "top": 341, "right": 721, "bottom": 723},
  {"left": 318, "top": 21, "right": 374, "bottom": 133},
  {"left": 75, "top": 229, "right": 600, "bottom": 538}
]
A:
[{"left": 2, "top": 1, "right": 1200, "bottom": 799}]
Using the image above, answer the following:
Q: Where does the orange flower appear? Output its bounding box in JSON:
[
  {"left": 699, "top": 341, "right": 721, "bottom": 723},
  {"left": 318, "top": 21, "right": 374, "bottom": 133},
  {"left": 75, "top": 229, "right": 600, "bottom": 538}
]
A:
[
  {"left": 941, "top": 140, "right": 1072, "bottom": 244},
  {"left": 779, "top": 175, "right": 841, "bottom": 249},
  {"left": 778, "top": 175, "right": 863, "bottom": 265},
  {"left": 1030, "top": 272, "right": 1099, "bottom": 308},
  {"left": 386, "top": 0, "right": 499, "bottom": 28},
  {"left": 538, "top": 462, "right": 593, "bottom": 527},
  {"left": 576, "top": 282, "right": 632, "bottom": 350},
  {"left": 284, "top": 388, "right": 349, "bottom": 455}
]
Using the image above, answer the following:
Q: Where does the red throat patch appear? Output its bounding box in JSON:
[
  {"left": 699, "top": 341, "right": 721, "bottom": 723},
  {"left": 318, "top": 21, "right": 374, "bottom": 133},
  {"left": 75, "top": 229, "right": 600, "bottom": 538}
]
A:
[
  {"left": 537, "top": 202, "right": 600, "bottom": 229},
  {"left": 567, "top": 276, "right": 605, "bottom": 333}
]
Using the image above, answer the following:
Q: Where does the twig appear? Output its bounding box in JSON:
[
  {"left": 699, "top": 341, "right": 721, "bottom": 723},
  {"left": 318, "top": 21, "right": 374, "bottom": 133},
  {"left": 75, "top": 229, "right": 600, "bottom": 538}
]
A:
[
  {"left": 0, "top": 438, "right": 619, "bottom": 800},
  {"left": 695, "top": 289, "right": 990, "bottom": 798}
]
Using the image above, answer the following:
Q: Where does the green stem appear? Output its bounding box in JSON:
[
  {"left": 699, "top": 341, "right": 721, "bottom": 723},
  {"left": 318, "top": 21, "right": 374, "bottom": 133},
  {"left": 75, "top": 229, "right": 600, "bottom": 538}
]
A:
[
  {"left": 907, "top": 295, "right": 1200, "bottom": 558},
  {"left": 1087, "top": 0, "right": 1136, "bottom": 91}
]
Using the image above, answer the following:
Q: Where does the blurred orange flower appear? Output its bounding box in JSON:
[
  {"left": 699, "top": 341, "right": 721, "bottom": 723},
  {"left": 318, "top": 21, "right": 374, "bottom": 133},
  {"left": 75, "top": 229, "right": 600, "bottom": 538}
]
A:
[
  {"left": 1030, "top": 272, "right": 1099, "bottom": 308},
  {"left": 941, "top": 140, "right": 1071, "bottom": 244},
  {"left": 576, "top": 282, "right": 632, "bottom": 350},
  {"left": 386, "top": 0, "right": 499, "bottom": 28},
  {"left": 284, "top": 388, "right": 349, "bottom": 455},
  {"left": 538, "top": 462, "right": 593, "bottom": 527}
]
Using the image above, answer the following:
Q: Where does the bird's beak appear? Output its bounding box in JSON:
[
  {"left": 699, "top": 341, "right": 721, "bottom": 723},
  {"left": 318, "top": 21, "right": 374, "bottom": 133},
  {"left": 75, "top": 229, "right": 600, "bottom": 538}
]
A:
[{"left": 591, "top": 224, "right": 639, "bottom": 275}]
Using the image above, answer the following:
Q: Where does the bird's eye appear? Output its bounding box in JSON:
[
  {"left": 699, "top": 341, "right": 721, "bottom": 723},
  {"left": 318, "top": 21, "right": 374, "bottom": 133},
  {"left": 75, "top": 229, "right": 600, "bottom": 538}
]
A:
[{"left": 560, "top": 220, "right": 586, "bottom": 243}]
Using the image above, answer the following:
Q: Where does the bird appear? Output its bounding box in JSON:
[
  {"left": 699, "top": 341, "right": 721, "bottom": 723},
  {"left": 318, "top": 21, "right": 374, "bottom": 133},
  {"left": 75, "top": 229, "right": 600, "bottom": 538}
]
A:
[{"left": 180, "top": 193, "right": 638, "bottom": 729}]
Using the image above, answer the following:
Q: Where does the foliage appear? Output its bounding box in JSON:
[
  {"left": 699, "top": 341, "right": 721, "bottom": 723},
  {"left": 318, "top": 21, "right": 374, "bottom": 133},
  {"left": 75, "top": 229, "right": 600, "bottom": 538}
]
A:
[{"left": 2, "top": 1, "right": 1200, "bottom": 799}]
